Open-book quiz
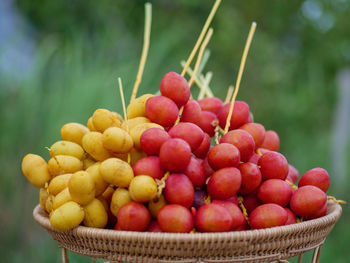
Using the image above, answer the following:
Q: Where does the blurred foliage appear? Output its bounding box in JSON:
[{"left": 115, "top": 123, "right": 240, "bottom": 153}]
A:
[{"left": 1, "top": 0, "right": 349, "bottom": 262}]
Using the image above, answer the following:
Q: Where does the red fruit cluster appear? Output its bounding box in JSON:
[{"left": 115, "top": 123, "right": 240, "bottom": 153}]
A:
[{"left": 114, "top": 71, "right": 331, "bottom": 233}]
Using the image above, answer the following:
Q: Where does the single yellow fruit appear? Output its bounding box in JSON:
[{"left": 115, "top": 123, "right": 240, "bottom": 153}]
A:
[
  {"left": 148, "top": 194, "right": 167, "bottom": 219},
  {"left": 48, "top": 173, "right": 72, "bottom": 196},
  {"left": 100, "top": 158, "right": 134, "bottom": 187},
  {"left": 129, "top": 175, "right": 157, "bottom": 203},
  {"left": 127, "top": 94, "right": 153, "bottom": 119},
  {"left": 50, "top": 201, "right": 84, "bottom": 231},
  {"left": 21, "top": 154, "right": 51, "bottom": 188},
  {"left": 82, "top": 132, "right": 112, "bottom": 161},
  {"left": 39, "top": 188, "right": 49, "bottom": 212},
  {"left": 68, "top": 171, "right": 95, "bottom": 205},
  {"left": 121, "top": 117, "right": 151, "bottom": 131},
  {"left": 83, "top": 198, "right": 108, "bottom": 228},
  {"left": 45, "top": 194, "right": 54, "bottom": 213},
  {"left": 50, "top": 140, "right": 85, "bottom": 160},
  {"left": 60, "top": 122, "right": 89, "bottom": 146},
  {"left": 92, "top": 109, "right": 121, "bottom": 133},
  {"left": 102, "top": 127, "right": 133, "bottom": 153},
  {"left": 110, "top": 188, "right": 131, "bottom": 217},
  {"left": 86, "top": 162, "right": 108, "bottom": 196},
  {"left": 129, "top": 123, "right": 163, "bottom": 150},
  {"left": 47, "top": 155, "right": 82, "bottom": 177}
]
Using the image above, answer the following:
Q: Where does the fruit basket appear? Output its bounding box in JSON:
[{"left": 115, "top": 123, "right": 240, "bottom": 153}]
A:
[{"left": 33, "top": 200, "right": 342, "bottom": 263}]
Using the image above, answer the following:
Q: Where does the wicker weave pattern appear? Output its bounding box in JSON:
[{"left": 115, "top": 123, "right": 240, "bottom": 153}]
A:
[{"left": 33, "top": 201, "right": 342, "bottom": 263}]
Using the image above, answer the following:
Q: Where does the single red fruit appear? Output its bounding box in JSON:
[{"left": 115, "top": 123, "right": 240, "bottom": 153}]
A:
[
  {"left": 217, "top": 101, "right": 250, "bottom": 130},
  {"left": 207, "top": 167, "right": 241, "bottom": 200},
  {"left": 260, "top": 130, "right": 280, "bottom": 151},
  {"left": 160, "top": 72, "right": 190, "bottom": 107},
  {"left": 220, "top": 129, "right": 255, "bottom": 162},
  {"left": 133, "top": 156, "right": 164, "bottom": 180},
  {"left": 146, "top": 96, "right": 179, "bottom": 127},
  {"left": 164, "top": 173, "right": 194, "bottom": 208},
  {"left": 208, "top": 143, "right": 240, "bottom": 170},
  {"left": 168, "top": 122, "right": 204, "bottom": 151},
  {"left": 199, "top": 111, "right": 217, "bottom": 137},
  {"left": 249, "top": 204, "right": 288, "bottom": 229},
  {"left": 159, "top": 138, "right": 191, "bottom": 172},
  {"left": 238, "top": 162, "right": 262, "bottom": 195},
  {"left": 140, "top": 128, "right": 170, "bottom": 155},
  {"left": 180, "top": 99, "right": 202, "bottom": 125},
  {"left": 198, "top": 97, "right": 223, "bottom": 114},
  {"left": 117, "top": 202, "right": 151, "bottom": 231},
  {"left": 202, "top": 156, "right": 215, "bottom": 178},
  {"left": 257, "top": 179, "right": 292, "bottom": 207},
  {"left": 284, "top": 208, "right": 297, "bottom": 225},
  {"left": 195, "top": 204, "right": 233, "bottom": 232},
  {"left": 298, "top": 167, "right": 330, "bottom": 193},
  {"left": 258, "top": 151, "right": 289, "bottom": 180},
  {"left": 158, "top": 204, "right": 194, "bottom": 233},
  {"left": 290, "top": 185, "right": 327, "bottom": 217},
  {"left": 185, "top": 157, "right": 206, "bottom": 187}
]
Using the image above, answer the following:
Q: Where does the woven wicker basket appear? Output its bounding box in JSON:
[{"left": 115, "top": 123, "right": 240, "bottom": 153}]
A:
[{"left": 33, "top": 201, "right": 342, "bottom": 263}]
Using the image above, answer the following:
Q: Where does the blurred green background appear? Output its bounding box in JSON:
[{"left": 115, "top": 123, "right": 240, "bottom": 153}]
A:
[{"left": 1, "top": 0, "right": 349, "bottom": 262}]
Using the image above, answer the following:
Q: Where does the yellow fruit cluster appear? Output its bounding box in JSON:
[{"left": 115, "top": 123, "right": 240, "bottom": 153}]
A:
[{"left": 21, "top": 94, "right": 167, "bottom": 231}]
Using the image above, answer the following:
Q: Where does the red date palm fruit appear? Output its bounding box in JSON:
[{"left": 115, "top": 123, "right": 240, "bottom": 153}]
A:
[
  {"left": 140, "top": 128, "right": 170, "bottom": 155},
  {"left": 159, "top": 138, "right": 191, "bottom": 172},
  {"left": 158, "top": 204, "right": 194, "bottom": 233},
  {"left": 217, "top": 101, "right": 251, "bottom": 130},
  {"left": 185, "top": 157, "right": 206, "bottom": 187},
  {"left": 225, "top": 195, "right": 239, "bottom": 206},
  {"left": 238, "top": 162, "right": 262, "bottom": 195},
  {"left": 290, "top": 185, "right": 327, "bottom": 218},
  {"left": 160, "top": 72, "right": 190, "bottom": 107},
  {"left": 168, "top": 122, "right": 204, "bottom": 151},
  {"left": 240, "top": 122, "right": 266, "bottom": 149},
  {"left": 133, "top": 156, "right": 164, "bottom": 180},
  {"left": 199, "top": 111, "right": 217, "bottom": 137},
  {"left": 305, "top": 202, "right": 327, "bottom": 220},
  {"left": 195, "top": 203, "right": 233, "bottom": 232},
  {"left": 212, "top": 200, "right": 246, "bottom": 231},
  {"left": 117, "top": 201, "right": 151, "bottom": 231},
  {"left": 248, "top": 153, "right": 261, "bottom": 164},
  {"left": 260, "top": 130, "right": 280, "bottom": 151},
  {"left": 286, "top": 164, "right": 299, "bottom": 184},
  {"left": 208, "top": 143, "right": 240, "bottom": 170},
  {"left": 180, "top": 99, "right": 202, "bottom": 125},
  {"left": 258, "top": 151, "right": 289, "bottom": 180},
  {"left": 249, "top": 203, "right": 288, "bottom": 229},
  {"left": 198, "top": 97, "right": 223, "bottom": 114},
  {"left": 284, "top": 208, "right": 297, "bottom": 225},
  {"left": 257, "top": 179, "right": 292, "bottom": 207},
  {"left": 145, "top": 96, "right": 179, "bottom": 127},
  {"left": 207, "top": 167, "right": 241, "bottom": 200},
  {"left": 164, "top": 173, "right": 194, "bottom": 208},
  {"left": 193, "top": 133, "right": 211, "bottom": 159},
  {"left": 298, "top": 168, "right": 330, "bottom": 193},
  {"left": 220, "top": 129, "right": 255, "bottom": 162}
]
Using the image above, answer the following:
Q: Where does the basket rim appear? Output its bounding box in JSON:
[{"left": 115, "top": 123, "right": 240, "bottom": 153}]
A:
[{"left": 33, "top": 200, "right": 342, "bottom": 241}]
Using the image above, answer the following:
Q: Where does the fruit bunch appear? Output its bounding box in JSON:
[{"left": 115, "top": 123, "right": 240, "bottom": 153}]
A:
[{"left": 22, "top": 70, "right": 336, "bottom": 233}]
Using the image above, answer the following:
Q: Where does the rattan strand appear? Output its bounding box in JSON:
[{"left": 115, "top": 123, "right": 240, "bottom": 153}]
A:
[{"left": 33, "top": 201, "right": 342, "bottom": 263}]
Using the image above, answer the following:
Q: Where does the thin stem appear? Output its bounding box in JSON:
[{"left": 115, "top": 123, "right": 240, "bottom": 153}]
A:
[
  {"left": 130, "top": 3, "right": 152, "bottom": 103},
  {"left": 224, "top": 85, "right": 234, "bottom": 103},
  {"left": 198, "top": 71, "right": 213, "bottom": 100},
  {"left": 181, "top": 0, "right": 221, "bottom": 76},
  {"left": 224, "top": 22, "right": 257, "bottom": 134},
  {"left": 118, "top": 77, "right": 131, "bottom": 163}
]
